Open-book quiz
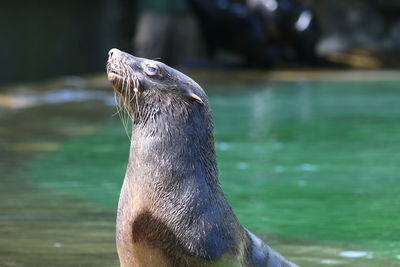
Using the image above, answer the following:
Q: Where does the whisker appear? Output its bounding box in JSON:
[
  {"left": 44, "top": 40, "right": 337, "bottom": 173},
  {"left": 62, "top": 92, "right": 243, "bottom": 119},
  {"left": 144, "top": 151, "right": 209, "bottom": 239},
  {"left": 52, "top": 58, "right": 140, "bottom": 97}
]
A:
[{"left": 109, "top": 60, "right": 144, "bottom": 141}]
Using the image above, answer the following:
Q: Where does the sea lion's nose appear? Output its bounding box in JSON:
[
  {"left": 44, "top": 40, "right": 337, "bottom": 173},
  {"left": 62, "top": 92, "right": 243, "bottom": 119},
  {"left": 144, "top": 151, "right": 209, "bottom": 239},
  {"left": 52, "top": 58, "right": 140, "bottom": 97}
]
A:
[{"left": 108, "top": 48, "right": 122, "bottom": 58}]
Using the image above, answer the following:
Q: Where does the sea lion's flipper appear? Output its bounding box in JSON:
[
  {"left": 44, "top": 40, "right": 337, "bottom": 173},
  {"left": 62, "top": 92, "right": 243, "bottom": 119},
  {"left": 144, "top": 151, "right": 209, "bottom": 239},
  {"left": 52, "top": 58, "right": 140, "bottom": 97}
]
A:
[{"left": 244, "top": 228, "right": 299, "bottom": 267}]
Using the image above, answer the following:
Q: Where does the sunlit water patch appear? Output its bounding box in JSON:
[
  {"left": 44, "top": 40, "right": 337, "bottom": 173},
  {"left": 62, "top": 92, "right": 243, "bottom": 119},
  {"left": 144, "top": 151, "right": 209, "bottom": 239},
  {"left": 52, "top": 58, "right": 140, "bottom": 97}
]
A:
[{"left": 0, "top": 88, "right": 114, "bottom": 109}]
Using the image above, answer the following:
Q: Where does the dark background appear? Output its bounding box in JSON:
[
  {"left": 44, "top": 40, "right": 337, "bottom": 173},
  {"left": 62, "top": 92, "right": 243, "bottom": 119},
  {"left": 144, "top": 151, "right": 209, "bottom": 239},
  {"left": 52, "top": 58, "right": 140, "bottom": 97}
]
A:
[
  {"left": 1, "top": 0, "right": 400, "bottom": 86},
  {"left": 0, "top": 0, "right": 136, "bottom": 85}
]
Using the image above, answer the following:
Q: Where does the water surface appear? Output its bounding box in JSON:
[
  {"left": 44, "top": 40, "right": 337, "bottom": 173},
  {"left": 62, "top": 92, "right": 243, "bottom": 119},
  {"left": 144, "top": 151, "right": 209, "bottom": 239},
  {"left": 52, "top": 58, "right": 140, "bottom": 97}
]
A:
[{"left": 1, "top": 72, "right": 399, "bottom": 266}]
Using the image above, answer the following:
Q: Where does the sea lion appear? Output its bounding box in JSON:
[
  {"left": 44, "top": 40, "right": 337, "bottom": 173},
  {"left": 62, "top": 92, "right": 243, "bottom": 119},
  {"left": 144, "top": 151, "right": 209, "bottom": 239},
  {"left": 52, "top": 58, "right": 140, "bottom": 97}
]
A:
[{"left": 106, "top": 48, "right": 298, "bottom": 267}]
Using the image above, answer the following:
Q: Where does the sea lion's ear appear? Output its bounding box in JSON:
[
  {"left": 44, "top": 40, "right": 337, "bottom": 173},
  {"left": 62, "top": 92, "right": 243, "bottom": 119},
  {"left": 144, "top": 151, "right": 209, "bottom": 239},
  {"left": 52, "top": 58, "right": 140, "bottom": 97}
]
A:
[{"left": 187, "top": 91, "right": 204, "bottom": 105}]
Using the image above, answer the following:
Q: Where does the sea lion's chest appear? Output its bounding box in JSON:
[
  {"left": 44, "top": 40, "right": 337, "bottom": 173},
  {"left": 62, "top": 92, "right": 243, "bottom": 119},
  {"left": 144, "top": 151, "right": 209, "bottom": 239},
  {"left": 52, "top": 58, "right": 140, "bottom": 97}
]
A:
[
  {"left": 129, "top": 243, "right": 171, "bottom": 267},
  {"left": 116, "top": 197, "right": 240, "bottom": 267},
  {"left": 117, "top": 209, "right": 205, "bottom": 267}
]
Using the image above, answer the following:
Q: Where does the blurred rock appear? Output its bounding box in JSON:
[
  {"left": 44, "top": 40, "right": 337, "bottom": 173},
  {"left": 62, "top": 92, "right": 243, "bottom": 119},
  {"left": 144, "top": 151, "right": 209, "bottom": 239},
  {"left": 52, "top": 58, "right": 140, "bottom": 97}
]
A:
[
  {"left": 189, "top": 0, "right": 320, "bottom": 67},
  {"left": 316, "top": 1, "right": 384, "bottom": 55},
  {"left": 383, "top": 20, "right": 400, "bottom": 50},
  {"left": 133, "top": 12, "right": 201, "bottom": 65}
]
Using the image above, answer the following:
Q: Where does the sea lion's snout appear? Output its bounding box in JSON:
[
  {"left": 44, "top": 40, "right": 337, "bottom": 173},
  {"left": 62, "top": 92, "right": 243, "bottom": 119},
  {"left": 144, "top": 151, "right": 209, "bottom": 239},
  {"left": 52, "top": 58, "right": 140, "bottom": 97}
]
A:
[
  {"left": 108, "top": 48, "right": 138, "bottom": 65},
  {"left": 108, "top": 48, "right": 117, "bottom": 58},
  {"left": 107, "top": 48, "right": 125, "bottom": 82},
  {"left": 106, "top": 48, "right": 142, "bottom": 114},
  {"left": 108, "top": 48, "right": 123, "bottom": 60},
  {"left": 106, "top": 48, "right": 139, "bottom": 91}
]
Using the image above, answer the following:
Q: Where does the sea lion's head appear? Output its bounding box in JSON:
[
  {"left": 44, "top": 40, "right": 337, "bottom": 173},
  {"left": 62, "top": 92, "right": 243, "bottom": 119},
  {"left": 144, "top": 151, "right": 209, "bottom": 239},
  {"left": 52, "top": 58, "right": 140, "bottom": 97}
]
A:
[{"left": 106, "top": 48, "right": 206, "bottom": 124}]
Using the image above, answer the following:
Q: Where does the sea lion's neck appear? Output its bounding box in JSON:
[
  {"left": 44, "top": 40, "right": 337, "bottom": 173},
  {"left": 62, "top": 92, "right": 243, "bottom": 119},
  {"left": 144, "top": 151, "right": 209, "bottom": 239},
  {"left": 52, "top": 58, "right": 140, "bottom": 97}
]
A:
[{"left": 127, "top": 104, "right": 218, "bottom": 193}]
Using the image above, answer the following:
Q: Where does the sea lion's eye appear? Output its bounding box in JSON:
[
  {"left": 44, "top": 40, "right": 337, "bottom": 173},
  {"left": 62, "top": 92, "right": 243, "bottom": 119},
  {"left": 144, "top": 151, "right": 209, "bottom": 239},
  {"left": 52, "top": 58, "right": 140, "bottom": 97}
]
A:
[
  {"left": 144, "top": 64, "right": 159, "bottom": 76},
  {"left": 147, "top": 66, "right": 157, "bottom": 72}
]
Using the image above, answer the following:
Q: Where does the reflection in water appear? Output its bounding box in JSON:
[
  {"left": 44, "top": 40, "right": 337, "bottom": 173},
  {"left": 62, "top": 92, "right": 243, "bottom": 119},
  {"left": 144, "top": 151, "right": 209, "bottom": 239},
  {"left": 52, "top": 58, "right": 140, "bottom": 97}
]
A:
[
  {"left": 299, "top": 83, "right": 313, "bottom": 122},
  {"left": 339, "top": 251, "right": 372, "bottom": 258},
  {"left": 249, "top": 87, "right": 275, "bottom": 140},
  {"left": 299, "top": 163, "right": 318, "bottom": 172},
  {"left": 235, "top": 162, "right": 250, "bottom": 170}
]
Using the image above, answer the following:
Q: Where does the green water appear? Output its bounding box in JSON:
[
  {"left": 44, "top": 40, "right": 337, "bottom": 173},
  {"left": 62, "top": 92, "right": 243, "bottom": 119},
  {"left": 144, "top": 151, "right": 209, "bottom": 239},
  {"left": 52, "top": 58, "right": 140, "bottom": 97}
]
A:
[{"left": 1, "top": 74, "right": 400, "bottom": 266}]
